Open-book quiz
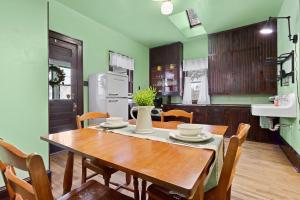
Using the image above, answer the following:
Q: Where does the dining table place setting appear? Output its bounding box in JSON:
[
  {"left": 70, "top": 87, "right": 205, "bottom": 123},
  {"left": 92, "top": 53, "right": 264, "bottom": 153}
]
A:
[{"left": 99, "top": 117, "right": 129, "bottom": 129}]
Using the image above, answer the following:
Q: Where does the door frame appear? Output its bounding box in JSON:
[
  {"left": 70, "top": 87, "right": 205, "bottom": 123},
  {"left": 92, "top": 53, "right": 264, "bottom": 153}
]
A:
[{"left": 48, "top": 30, "right": 83, "bottom": 137}]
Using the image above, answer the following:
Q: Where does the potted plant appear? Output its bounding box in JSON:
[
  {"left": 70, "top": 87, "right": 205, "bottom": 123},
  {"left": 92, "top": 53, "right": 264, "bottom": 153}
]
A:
[{"left": 130, "top": 87, "right": 157, "bottom": 133}]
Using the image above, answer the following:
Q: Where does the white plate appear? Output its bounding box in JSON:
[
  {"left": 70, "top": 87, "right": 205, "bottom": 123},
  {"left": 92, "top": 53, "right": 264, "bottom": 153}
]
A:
[
  {"left": 100, "top": 122, "right": 128, "bottom": 129},
  {"left": 169, "top": 130, "right": 213, "bottom": 142}
]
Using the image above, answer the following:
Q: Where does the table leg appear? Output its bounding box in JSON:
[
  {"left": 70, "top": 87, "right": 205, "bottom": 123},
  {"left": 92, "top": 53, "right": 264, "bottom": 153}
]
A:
[
  {"left": 196, "top": 184, "right": 205, "bottom": 200},
  {"left": 133, "top": 176, "right": 140, "bottom": 200},
  {"left": 63, "top": 151, "right": 74, "bottom": 194},
  {"left": 193, "top": 175, "right": 205, "bottom": 200},
  {"left": 141, "top": 180, "right": 147, "bottom": 200}
]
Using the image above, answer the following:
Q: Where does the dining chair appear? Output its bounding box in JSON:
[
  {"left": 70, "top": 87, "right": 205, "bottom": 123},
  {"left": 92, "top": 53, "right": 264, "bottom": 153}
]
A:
[
  {"left": 76, "top": 112, "right": 132, "bottom": 187},
  {"left": 147, "top": 123, "right": 251, "bottom": 200},
  {"left": 76, "top": 112, "right": 119, "bottom": 185},
  {"left": 160, "top": 109, "right": 193, "bottom": 124},
  {"left": 0, "top": 139, "right": 133, "bottom": 200}
]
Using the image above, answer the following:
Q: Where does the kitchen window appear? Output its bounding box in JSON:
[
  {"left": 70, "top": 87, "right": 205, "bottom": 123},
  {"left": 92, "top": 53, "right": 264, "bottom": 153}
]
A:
[
  {"left": 109, "top": 51, "right": 134, "bottom": 94},
  {"left": 182, "top": 58, "right": 210, "bottom": 104}
]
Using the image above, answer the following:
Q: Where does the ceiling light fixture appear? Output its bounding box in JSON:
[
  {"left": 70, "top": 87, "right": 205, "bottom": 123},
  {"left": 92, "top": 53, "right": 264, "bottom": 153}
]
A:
[
  {"left": 161, "top": 0, "right": 173, "bottom": 15},
  {"left": 260, "top": 16, "right": 298, "bottom": 44}
]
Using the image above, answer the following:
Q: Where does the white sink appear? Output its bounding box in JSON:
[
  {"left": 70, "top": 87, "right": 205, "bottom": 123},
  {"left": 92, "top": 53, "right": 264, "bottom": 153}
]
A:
[{"left": 251, "top": 93, "right": 297, "bottom": 118}]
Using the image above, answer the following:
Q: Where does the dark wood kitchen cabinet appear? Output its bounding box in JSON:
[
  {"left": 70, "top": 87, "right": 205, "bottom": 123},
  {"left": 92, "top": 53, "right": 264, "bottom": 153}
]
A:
[
  {"left": 150, "top": 42, "right": 183, "bottom": 96},
  {"left": 208, "top": 21, "right": 277, "bottom": 95},
  {"left": 163, "top": 104, "right": 279, "bottom": 144}
]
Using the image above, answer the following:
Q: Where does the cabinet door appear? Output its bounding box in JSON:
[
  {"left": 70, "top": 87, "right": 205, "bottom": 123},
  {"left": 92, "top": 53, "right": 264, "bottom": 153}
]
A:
[
  {"left": 150, "top": 42, "right": 183, "bottom": 96},
  {"left": 208, "top": 21, "right": 277, "bottom": 95},
  {"left": 207, "top": 107, "right": 226, "bottom": 125},
  {"left": 208, "top": 32, "right": 233, "bottom": 94},
  {"left": 224, "top": 107, "right": 250, "bottom": 137},
  {"left": 193, "top": 107, "right": 207, "bottom": 124},
  {"left": 231, "top": 23, "right": 277, "bottom": 94},
  {"left": 150, "top": 47, "right": 163, "bottom": 66},
  {"left": 150, "top": 66, "right": 164, "bottom": 94}
]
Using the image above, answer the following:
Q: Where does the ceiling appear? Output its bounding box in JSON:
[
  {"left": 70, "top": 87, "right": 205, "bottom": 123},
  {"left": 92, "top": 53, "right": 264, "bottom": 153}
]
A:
[{"left": 56, "top": 0, "right": 284, "bottom": 47}]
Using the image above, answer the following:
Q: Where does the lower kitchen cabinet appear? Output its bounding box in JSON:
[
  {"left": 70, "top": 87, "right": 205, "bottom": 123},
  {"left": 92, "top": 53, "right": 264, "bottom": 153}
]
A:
[{"left": 163, "top": 104, "right": 279, "bottom": 144}]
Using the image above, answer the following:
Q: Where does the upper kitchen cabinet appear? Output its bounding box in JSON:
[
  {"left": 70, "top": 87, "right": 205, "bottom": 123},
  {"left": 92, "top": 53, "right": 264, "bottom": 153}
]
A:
[
  {"left": 208, "top": 21, "right": 277, "bottom": 95},
  {"left": 150, "top": 42, "right": 183, "bottom": 96}
]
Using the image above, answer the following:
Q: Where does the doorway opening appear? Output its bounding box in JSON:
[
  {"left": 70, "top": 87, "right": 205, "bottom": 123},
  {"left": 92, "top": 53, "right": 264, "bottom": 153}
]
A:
[{"left": 48, "top": 31, "right": 83, "bottom": 154}]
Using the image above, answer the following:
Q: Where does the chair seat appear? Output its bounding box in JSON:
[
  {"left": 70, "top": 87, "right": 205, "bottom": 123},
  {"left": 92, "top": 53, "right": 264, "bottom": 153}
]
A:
[
  {"left": 147, "top": 184, "right": 217, "bottom": 200},
  {"left": 84, "top": 158, "right": 118, "bottom": 175},
  {"left": 59, "top": 180, "right": 133, "bottom": 200}
]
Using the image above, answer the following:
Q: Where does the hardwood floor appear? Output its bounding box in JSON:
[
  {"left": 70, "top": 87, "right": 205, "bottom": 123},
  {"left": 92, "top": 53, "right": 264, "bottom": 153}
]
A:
[{"left": 50, "top": 140, "right": 300, "bottom": 200}]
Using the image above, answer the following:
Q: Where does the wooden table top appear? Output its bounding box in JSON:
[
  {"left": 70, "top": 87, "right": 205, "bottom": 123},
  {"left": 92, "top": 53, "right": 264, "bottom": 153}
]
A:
[{"left": 41, "top": 122, "right": 228, "bottom": 197}]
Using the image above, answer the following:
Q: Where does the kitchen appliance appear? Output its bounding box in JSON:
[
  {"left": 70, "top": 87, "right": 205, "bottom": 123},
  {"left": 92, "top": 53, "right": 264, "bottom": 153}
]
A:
[{"left": 89, "top": 72, "right": 128, "bottom": 124}]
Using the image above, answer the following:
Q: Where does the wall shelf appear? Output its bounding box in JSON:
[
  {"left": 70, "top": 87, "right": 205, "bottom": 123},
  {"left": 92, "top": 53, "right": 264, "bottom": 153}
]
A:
[{"left": 266, "top": 51, "right": 295, "bottom": 86}]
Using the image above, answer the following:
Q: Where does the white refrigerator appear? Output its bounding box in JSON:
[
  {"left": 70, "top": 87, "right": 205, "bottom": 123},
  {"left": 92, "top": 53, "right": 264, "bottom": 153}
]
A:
[{"left": 89, "top": 72, "right": 128, "bottom": 124}]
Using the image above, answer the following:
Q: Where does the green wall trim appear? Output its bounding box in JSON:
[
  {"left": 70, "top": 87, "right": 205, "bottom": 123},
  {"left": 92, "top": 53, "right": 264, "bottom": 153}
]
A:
[{"left": 183, "top": 36, "right": 208, "bottom": 60}]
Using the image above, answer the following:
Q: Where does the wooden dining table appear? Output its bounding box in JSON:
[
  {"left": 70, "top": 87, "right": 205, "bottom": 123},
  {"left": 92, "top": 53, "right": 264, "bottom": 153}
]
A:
[{"left": 41, "top": 121, "right": 228, "bottom": 200}]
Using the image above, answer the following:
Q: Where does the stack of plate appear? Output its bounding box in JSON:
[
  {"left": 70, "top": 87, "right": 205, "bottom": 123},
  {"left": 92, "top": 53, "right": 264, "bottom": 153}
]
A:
[
  {"left": 169, "top": 124, "right": 212, "bottom": 142},
  {"left": 100, "top": 117, "right": 128, "bottom": 129}
]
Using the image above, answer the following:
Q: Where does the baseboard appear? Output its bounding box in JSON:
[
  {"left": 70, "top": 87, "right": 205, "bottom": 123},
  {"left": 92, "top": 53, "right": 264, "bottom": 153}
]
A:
[
  {"left": 0, "top": 170, "right": 52, "bottom": 199},
  {"left": 279, "top": 136, "right": 300, "bottom": 172}
]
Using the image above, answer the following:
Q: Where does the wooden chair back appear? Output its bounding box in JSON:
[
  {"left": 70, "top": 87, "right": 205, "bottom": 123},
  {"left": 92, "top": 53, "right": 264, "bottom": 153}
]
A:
[
  {"left": 214, "top": 123, "right": 250, "bottom": 199},
  {"left": 161, "top": 110, "right": 193, "bottom": 123},
  {"left": 0, "top": 139, "right": 53, "bottom": 200},
  {"left": 76, "top": 112, "right": 110, "bottom": 129}
]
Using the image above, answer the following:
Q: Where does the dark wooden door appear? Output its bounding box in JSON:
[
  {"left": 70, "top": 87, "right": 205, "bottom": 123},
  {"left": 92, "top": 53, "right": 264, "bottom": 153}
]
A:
[{"left": 48, "top": 31, "right": 83, "bottom": 154}]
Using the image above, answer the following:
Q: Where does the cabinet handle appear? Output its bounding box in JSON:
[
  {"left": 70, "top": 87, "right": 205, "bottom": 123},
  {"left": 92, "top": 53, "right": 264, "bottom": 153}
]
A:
[
  {"left": 108, "top": 100, "right": 119, "bottom": 103},
  {"left": 113, "top": 78, "right": 125, "bottom": 82},
  {"left": 73, "top": 102, "right": 77, "bottom": 112}
]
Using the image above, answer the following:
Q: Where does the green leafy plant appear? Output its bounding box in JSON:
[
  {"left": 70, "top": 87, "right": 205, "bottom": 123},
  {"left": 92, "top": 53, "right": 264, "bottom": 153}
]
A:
[{"left": 133, "top": 87, "right": 157, "bottom": 106}]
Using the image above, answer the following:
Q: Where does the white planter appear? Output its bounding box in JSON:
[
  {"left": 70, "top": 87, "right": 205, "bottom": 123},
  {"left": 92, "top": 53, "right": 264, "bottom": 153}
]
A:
[{"left": 130, "top": 106, "right": 154, "bottom": 134}]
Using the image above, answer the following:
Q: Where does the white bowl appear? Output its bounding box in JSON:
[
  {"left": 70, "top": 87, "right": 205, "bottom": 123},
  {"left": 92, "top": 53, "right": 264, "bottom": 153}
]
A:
[
  {"left": 106, "top": 117, "right": 123, "bottom": 125},
  {"left": 177, "top": 124, "right": 203, "bottom": 136}
]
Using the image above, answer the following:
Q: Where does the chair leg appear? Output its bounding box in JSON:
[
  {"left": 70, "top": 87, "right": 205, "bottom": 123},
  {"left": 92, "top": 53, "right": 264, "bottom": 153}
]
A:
[
  {"left": 81, "top": 157, "right": 87, "bottom": 184},
  {"left": 103, "top": 173, "right": 112, "bottom": 187},
  {"left": 141, "top": 180, "right": 147, "bottom": 200},
  {"left": 133, "top": 176, "right": 139, "bottom": 200},
  {"left": 226, "top": 186, "right": 232, "bottom": 200},
  {"left": 126, "top": 173, "right": 131, "bottom": 185}
]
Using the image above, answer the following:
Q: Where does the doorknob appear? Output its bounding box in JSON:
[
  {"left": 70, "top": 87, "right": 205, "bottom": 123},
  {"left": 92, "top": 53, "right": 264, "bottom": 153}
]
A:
[{"left": 73, "top": 102, "right": 77, "bottom": 112}]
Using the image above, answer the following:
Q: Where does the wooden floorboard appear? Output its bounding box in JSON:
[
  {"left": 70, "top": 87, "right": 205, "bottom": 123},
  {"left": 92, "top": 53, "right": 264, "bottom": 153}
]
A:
[{"left": 50, "top": 140, "right": 300, "bottom": 200}]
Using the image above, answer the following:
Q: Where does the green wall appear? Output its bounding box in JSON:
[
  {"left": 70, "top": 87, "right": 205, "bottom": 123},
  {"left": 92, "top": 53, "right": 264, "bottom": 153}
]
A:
[
  {"left": 184, "top": 36, "right": 208, "bottom": 60},
  {"left": 49, "top": 0, "right": 149, "bottom": 113},
  {"left": 0, "top": 0, "right": 49, "bottom": 184},
  {"left": 278, "top": 0, "right": 300, "bottom": 154},
  {"left": 0, "top": 0, "right": 149, "bottom": 187}
]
